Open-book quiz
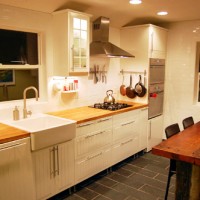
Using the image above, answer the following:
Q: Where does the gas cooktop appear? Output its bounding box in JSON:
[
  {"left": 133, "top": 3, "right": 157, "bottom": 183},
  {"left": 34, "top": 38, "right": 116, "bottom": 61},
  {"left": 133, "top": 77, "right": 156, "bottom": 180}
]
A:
[{"left": 89, "top": 102, "right": 133, "bottom": 111}]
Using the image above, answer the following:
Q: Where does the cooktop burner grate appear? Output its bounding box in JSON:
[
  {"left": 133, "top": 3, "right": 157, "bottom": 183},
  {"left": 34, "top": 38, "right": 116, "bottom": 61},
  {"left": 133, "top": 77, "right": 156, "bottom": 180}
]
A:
[{"left": 89, "top": 102, "right": 132, "bottom": 111}]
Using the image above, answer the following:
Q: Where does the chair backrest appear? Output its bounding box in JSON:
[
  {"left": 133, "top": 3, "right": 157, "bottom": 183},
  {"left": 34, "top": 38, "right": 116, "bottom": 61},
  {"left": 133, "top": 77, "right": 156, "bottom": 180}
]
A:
[
  {"left": 182, "top": 116, "right": 194, "bottom": 129},
  {"left": 165, "top": 123, "right": 180, "bottom": 139}
]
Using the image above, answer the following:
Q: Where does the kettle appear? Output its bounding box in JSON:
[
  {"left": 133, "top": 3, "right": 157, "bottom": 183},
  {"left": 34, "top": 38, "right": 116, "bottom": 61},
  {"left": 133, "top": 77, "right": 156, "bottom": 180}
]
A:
[{"left": 104, "top": 90, "right": 115, "bottom": 103}]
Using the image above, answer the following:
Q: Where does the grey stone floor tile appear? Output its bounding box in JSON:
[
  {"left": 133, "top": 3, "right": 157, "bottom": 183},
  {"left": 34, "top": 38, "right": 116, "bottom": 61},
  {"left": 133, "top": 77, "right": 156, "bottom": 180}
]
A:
[
  {"left": 93, "top": 195, "right": 111, "bottom": 200},
  {"left": 87, "top": 182, "right": 129, "bottom": 200},
  {"left": 112, "top": 182, "right": 158, "bottom": 200},
  {"left": 75, "top": 187, "right": 99, "bottom": 200},
  {"left": 96, "top": 177, "right": 118, "bottom": 187},
  {"left": 122, "top": 164, "right": 158, "bottom": 178},
  {"left": 63, "top": 194, "right": 85, "bottom": 200}
]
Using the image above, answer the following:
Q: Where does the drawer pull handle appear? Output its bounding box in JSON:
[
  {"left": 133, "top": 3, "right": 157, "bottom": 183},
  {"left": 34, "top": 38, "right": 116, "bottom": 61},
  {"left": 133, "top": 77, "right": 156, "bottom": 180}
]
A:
[
  {"left": 97, "top": 118, "right": 112, "bottom": 123},
  {"left": 78, "top": 122, "right": 94, "bottom": 127},
  {"left": 85, "top": 131, "right": 105, "bottom": 139},
  {"left": 121, "top": 120, "right": 135, "bottom": 126},
  {"left": 87, "top": 152, "right": 102, "bottom": 160},
  {"left": 121, "top": 139, "right": 133, "bottom": 146}
]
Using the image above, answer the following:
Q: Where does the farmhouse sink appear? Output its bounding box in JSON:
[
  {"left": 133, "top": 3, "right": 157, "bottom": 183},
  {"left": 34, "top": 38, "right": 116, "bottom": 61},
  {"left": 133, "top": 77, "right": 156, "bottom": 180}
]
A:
[{"left": 2, "top": 113, "right": 76, "bottom": 151}]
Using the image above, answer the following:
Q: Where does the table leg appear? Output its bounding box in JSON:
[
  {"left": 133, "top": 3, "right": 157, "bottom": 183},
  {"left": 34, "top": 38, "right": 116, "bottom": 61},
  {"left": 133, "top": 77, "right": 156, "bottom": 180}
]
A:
[{"left": 176, "top": 161, "right": 200, "bottom": 200}]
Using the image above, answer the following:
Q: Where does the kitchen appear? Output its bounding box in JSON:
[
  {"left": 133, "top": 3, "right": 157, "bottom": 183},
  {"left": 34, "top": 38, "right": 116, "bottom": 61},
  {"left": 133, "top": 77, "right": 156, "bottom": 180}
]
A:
[{"left": 0, "top": 1, "right": 200, "bottom": 200}]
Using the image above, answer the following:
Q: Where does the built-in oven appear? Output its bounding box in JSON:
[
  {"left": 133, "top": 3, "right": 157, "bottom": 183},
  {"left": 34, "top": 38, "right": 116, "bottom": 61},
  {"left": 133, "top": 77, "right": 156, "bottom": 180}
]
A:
[
  {"left": 149, "top": 58, "right": 165, "bottom": 84},
  {"left": 148, "top": 58, "right": 165, "bottom": 119},
  {"left": 148, "top": 83, "right": 164, "bottom": 119}
]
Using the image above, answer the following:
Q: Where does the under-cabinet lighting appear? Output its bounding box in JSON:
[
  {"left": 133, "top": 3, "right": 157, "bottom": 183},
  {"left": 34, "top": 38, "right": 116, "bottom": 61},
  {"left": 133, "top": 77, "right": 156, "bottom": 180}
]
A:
[
  {"left": 157, "top": 11, "right": 168, "bottom": 16},
  {"left": 129, "top": 0, "right": 142, "bottom": 5}
]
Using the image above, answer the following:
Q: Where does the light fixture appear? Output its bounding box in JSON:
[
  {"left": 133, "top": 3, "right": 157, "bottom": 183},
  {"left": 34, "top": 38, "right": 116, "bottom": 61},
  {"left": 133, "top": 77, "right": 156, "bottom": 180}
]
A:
[
  {"left": 129, "top": 0, "right": 142, "bottom": 5},
  {"left": 157, "top": 11, "right": 168, "bottom": 16}
]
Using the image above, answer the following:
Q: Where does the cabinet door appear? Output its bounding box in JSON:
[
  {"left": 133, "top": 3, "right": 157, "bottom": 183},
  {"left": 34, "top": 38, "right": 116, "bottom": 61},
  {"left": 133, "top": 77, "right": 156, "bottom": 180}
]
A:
[
  {"left": 138, "top": 107, "right": 148, "bottom": 151},
  {"left": 150, "top": 26, "right": 168, "bottom": 59},
  {"left": 69, "top": 13, "right": 90, "bottom": 74},
  {"left": 33, "top": 147, "right": 53, "bottom": 200},
  {"left": 147, "top": 115, "right": 164, "bottom": 151},
  {"left": 53, "top": 10, "right": 91, "bottom": 76},
  {"left": 55, "top": 140, "right": 75, "bottom": 193},
  {"left": 0, "top": 138, "right": 35, "bottom": 200},
  {"left": 33, "top": 140, "right": 75, "bottom": 200}
]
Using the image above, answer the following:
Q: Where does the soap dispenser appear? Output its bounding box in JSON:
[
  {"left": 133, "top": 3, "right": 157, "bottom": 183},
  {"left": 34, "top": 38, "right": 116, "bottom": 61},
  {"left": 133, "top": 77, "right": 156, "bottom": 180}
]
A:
[{"left": 13, "top": 106, "right": 20, "bottom": 120}]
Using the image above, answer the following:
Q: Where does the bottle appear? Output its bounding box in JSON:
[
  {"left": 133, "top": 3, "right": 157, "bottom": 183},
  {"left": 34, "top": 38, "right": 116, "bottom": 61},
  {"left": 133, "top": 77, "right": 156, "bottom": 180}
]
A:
[
  {"left": 74, "top": 80, "right": 78, "bottom": 90},
  {"left": 13, "top": 106, "right": 20, "bottom": 120}
]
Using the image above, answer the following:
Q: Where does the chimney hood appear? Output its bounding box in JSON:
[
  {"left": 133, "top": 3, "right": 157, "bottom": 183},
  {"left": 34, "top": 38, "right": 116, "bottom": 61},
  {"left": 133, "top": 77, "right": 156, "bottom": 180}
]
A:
[{"left": 90, "top": 17, "right": 135, "bottom": 58}]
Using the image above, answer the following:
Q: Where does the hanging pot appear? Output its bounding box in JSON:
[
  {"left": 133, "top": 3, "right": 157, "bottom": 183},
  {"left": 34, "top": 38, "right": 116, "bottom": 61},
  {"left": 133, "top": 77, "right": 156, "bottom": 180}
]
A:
[
  {"left": 104, "top": 90, "right": 115, "bottom": 103},
  {"left": 135, "top": 75, "right": 147, "bottom": 97},
  {"left": 126, "top": 75, "right": 136, "bottom": 99},
  {"left": 120, "top": 74, "right": 126, "bottom": 96}
]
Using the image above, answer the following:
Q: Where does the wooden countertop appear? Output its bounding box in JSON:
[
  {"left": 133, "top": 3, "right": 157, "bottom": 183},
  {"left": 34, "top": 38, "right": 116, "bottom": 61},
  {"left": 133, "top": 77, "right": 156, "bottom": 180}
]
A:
[
  {"left": 152, "top": 121, "right": 200, "bottom": 166},
  {"left": 0, "top": 102, "right": 148, "bottom": 144},
  {"left": 48, "top": 102, "right": 148, "bottom": 124},
  {"left": 0, "top": 123, "right": 29, "bottom": 144}
]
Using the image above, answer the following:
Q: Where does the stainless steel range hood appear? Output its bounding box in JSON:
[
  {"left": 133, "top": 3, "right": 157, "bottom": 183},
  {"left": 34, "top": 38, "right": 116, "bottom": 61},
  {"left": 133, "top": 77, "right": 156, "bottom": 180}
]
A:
[{"left": 90, "top": 17, "right": 135, "bottom": 58}]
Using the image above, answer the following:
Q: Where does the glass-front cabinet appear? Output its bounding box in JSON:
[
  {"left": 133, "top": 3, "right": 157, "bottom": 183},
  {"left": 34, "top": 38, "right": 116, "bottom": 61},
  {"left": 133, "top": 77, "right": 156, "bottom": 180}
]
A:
[{"left": 53, "top": 9, "right": 91, "bottom": 76}]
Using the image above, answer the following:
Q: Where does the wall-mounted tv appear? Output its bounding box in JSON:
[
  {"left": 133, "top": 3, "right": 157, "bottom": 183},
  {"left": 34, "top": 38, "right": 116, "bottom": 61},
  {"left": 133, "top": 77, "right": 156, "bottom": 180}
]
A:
[{"left": 0, "top": 70, "right": 15, "bottom": 86}]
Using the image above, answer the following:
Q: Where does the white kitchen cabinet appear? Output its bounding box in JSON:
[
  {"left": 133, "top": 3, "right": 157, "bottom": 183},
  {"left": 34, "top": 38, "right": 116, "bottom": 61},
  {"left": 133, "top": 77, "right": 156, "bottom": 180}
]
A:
[
  {"left": 138, "top": 107, "right": 148, "bottom": 151},
  {"left": 0, "top": 138, "right": 35, "bottom": 200},
  {"left": 120, "top": 24, "right": 168, "bottom": 60},
  {"left": 75, "top": 117, "right": 112, "bottom": 184},
  {"left": 52, "top": 9, "right": 91, "bottom": 76},
  {"left": 112, "top": 109, "right": 140, "bottom": 165},
  {"left": 147, "top": 115, "right": 164, "bottom": 151},
  {"left": 33, "top": 140, "right": 74, "bottom": 200}
]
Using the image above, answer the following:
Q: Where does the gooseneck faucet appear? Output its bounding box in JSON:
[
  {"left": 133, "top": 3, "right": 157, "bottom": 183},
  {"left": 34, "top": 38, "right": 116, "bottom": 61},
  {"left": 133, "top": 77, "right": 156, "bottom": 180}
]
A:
[{"left": 23, "top": 86, "right": 38, "bottom": 118}]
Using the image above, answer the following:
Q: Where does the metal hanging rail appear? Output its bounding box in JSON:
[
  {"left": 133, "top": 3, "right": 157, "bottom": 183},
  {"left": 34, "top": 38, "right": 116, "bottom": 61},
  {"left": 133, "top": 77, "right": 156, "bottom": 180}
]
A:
[{"left": 120, "top": 69, "right": 147, "bottom": 76}]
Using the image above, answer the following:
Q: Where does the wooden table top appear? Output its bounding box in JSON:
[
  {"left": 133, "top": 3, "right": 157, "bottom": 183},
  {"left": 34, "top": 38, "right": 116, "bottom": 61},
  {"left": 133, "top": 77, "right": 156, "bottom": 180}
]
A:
[{"left": 152, "top": 122, "right": 200, "bottom": 166}]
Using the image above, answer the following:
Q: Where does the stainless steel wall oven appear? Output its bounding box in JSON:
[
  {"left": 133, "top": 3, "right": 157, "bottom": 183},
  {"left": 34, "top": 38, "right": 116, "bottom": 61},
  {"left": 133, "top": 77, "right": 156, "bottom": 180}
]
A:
[{"left": 148, "top": 58, "right": 165, "bottom": 119}]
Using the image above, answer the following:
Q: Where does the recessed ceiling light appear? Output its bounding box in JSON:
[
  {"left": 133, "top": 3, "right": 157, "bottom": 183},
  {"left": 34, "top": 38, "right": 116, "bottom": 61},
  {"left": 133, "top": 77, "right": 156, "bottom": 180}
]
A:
[
  {"left": 157, "top": 11, "right": 168, "bottom": 16},
  {"left": 129, "top": 0, "right": 142, "bottom": 5}
]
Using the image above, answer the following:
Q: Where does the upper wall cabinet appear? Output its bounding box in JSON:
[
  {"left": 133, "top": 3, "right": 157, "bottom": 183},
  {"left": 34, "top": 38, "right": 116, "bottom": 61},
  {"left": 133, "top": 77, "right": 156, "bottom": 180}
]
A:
[
  {"left": 52, "top": 9, "right": 91, "bottom": 76},
  {"left": 120, "top": 24, "right": 168, "bottom": 60}
]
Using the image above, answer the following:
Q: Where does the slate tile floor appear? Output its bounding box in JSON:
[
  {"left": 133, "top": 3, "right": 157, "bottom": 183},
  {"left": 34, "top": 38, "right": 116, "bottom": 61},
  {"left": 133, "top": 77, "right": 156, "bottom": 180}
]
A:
[{"left": 49, "top": 152, "right": 175, "bottom": 200}]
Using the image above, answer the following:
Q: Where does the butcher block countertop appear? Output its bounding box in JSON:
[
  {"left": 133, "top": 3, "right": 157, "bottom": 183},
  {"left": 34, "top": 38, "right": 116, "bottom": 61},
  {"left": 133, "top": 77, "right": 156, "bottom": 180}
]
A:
[
  {"left": 0, "top": 102, "right": 147, "bottom": 144},
  {"left": 48, "top": 102, "right": 148, "bottom": 124},
  {"left": 0, "top": 123, "right": 29, "bottom": 144}
]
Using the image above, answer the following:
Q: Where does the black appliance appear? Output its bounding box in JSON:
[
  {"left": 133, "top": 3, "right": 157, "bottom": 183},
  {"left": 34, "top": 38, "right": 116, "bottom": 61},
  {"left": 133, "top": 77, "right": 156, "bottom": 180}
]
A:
[{"left": 90, "top": 102, "right": 132, "bottom": 111}]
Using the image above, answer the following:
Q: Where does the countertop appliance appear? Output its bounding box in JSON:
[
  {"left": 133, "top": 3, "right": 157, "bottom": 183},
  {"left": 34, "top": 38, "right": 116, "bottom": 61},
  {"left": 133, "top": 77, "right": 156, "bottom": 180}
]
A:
[
  {"left": 148, "top": 58, "right": 165, "bottom": 119},
  {"left": 89, "top": 102, "right": 132, "bottom": 111}
]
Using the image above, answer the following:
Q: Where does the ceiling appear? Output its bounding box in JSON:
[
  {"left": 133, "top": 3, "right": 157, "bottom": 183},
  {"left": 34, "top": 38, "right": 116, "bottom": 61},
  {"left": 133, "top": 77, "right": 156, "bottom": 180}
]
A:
[{"left": 0, "top": 0, "right": 200, "bottom": 28}]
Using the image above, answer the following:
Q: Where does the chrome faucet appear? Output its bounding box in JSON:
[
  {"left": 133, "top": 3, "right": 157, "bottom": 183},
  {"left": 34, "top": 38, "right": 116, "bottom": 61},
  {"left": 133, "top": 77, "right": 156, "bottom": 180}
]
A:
[{"left": 23, "top": 86, "right": 38, "bottom": 118}]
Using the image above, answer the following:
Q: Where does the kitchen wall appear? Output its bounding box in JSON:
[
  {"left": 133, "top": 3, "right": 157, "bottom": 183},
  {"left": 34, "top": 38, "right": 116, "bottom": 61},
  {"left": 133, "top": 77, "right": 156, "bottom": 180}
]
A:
[
  {"left": 163, "top": 20, "right": 200, "bottom": 130},
  {"left": 1, "top": 4, "right": 200, "bottom": 129}
]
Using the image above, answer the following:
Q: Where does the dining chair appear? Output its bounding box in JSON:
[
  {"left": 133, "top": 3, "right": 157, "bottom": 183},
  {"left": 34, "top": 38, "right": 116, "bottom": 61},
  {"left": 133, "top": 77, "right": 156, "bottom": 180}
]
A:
[
  {"left": 182, "top": 116, "right": 194, "bottom": 129},
  {"left": 164, "top": 123, "right": 180, "bottom": 200}
]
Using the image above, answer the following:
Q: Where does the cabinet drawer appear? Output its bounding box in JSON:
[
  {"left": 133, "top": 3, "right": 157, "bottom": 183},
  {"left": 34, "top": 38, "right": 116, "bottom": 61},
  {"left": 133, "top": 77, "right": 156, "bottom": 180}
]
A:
[
  {"left": 75, "top": 148, "right": 112, "bottom": 184},
  {"left": 112, "top": 136, "right": 139, "bottom": 165},
  {"left": 76, "top": 117, "right": 112, "bottom": 137},
  {"left": 113, "top": 110, "right": 139, "bottom": 126},
  {"left": 75, "top": 129, "right": 112, "bottom": 158},
  {"left": 113, "top": 119, "right": 138, "bottom": 142}
]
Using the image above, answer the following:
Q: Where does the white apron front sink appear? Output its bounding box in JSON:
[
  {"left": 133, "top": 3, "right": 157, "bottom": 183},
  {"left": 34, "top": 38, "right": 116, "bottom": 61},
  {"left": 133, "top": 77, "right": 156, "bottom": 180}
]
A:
[{"left": 1, "top": 113, "right": 76, "bottom": 151}]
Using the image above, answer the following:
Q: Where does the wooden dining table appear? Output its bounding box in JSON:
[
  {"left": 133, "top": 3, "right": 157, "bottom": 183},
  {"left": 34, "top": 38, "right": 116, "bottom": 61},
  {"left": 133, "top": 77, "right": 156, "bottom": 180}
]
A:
[{"left": 152, "top": 121, "right": 200, "bottom": 200}]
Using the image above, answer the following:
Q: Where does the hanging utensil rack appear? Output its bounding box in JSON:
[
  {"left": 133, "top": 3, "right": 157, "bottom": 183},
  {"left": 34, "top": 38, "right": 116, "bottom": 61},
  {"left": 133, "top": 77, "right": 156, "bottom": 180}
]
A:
[{"left": 120, "top": 69, "right": 147, "bottom": 76}]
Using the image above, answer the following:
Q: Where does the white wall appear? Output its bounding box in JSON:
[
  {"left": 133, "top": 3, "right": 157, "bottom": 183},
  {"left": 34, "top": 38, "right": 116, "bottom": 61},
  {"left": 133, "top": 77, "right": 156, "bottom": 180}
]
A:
[
  {"left": 164, "top": 20, "right": 200, "bottom": 130},
  {"left": 0, "top": 4, "right": 123, "bottom": 118}
]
